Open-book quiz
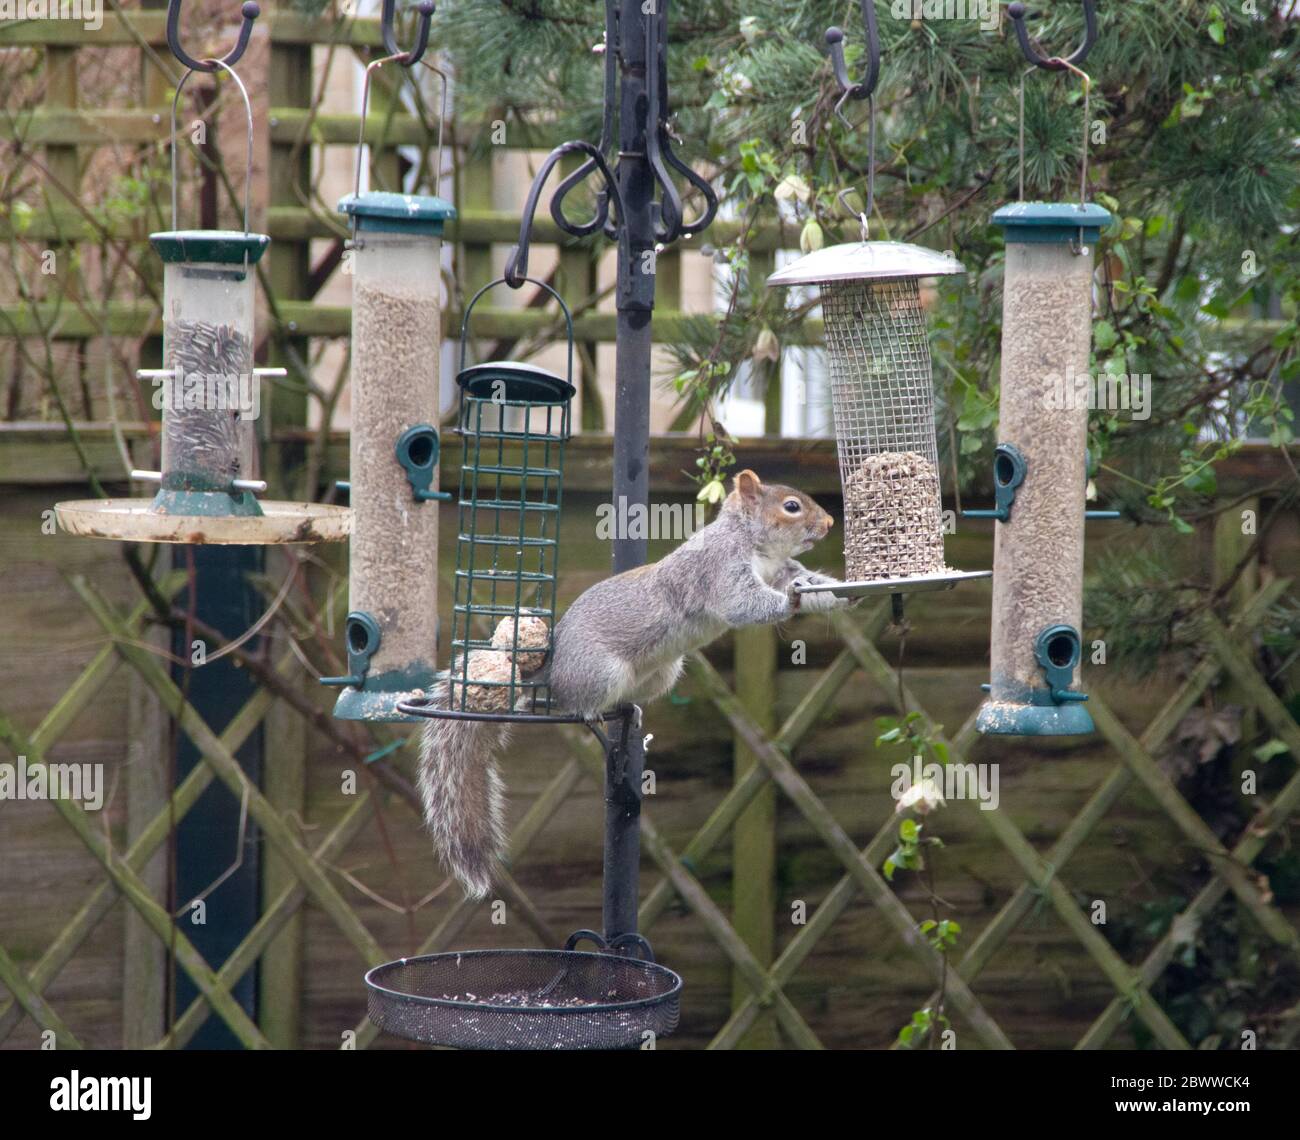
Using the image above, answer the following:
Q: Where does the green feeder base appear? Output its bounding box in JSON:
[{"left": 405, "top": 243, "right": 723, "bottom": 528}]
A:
[
  {"left": 976, "top": 698, "right": 1095, "bottom": 737},
  {"left": 153, "top": 487, "right": 264, "bottom": 518},
  {"left": 333, "top": 671, "right": 436, "bottom": 724}
]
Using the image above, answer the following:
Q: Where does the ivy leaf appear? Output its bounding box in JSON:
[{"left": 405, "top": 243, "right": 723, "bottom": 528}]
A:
[
  {"left": 1094, "top": 320, "right": 1118, "bottom": 351},
  {"left": 1254, "top": 739, "right": 1290, "bottom": 763},
  {"left": 1184, "top": 465, "right": 1217, "bottom": 497}
]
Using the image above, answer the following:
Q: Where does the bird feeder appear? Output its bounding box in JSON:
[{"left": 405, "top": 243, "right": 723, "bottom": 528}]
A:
[
  {"left": 322, "top": 21, "right": 455, "bottom": 722},
  {"left": 975, "top": 0, "right": 1114, "bottom": 736},
  {"left": 767, "top": 242, "right": 991, "bottom": 597},
  {"left": 322, "top": 191, "right": 455, "bottom": 721},
  {"left": 400, "top": 277, "right": 574, "bottom": 722},
  {"left": 974, "top": 204, "right": 1111, "bottom": 736},
  {"left": 55, "top": 25, "right": 349, "bottom": 545}
]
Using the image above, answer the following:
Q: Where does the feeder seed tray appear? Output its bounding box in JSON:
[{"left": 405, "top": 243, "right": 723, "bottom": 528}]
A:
[
  {"left": 796, "top": 567, "right": 991, "bottom": 600},
  {"left": 365, "top": 950, "right": 682, "bottom": 1050},
  {"left": 54, "top": 498, "right": 351, "bottom": 545}
]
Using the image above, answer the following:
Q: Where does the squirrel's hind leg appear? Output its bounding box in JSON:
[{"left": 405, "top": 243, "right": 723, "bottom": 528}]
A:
[
  {"left": 550, "top": 649, "right": 638, "bottom": 721},
  {"left": 627, "top": 658, "right": 684, "bottom": 706}
]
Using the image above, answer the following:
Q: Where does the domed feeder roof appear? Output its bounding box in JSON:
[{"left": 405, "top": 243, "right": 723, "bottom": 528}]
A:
[
  {"left": 766, "top": 241, "right": 965, "bottom": 287},
  {"left": 457, "top": 362, "right": 575, "bottom": 404}
]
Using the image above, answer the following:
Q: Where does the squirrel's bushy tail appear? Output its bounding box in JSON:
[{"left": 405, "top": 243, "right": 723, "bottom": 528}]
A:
[{"left": 416, "top": 678, "right": 511, "bottom": 899}]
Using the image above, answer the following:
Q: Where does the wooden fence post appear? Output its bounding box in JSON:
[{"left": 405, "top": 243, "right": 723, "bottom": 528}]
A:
[
  {"left": 730, "top": 624, "right": 779, "bottom": 1048},
  {"left": 257, "top": 7, "right": 312, "bottom": 1045},
  {"left": 1214, "top": 496, "right": 1262, "bottom": 981}
]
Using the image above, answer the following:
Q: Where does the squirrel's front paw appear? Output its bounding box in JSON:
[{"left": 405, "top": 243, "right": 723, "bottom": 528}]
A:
[{"left": 789, "top": 577, "right": 845, "bottom": 612}]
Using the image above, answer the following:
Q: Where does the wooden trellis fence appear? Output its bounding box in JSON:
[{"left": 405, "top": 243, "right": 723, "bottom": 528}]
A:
[
  {"left": 2, "top": 5, "right": 1297, "bottom": 1050},
  {"left": 2, "top": 565, "right": 1298, "bottom": 1049}
]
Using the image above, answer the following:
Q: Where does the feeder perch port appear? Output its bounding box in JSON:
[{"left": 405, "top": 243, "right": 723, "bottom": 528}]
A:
[
  {"left": 329, "top": 190, "right": 455, "bottom": 723},
  {"left": 976, "top": 201, "right": 1112, "bottom": 737},
  {"left": 766, "top": 241, "right": 991, "bottom": 599}
]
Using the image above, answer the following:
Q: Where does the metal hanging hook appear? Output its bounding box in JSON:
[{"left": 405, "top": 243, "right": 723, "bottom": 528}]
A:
[
  {"left": 551, "top": 0, "right": 716, "bottom": 245},
  {"left": 825, "top": 0, "right": 881, "bottom": 106},
  {"left": 380, "top": 0, "right": 435, "bottom": 66},
  {"left": 505, "top": 140, "right": 630, "bottom": 292},
  {"left": 644, "top": 0, "right": 717, "bottom": 243},
  {"left": 350, "top": 53, "right": 449, "bottom": 222},
  {"left": 550, "top": 0, "right": 618, "bottom": 239},
  {"left": 169, "top": 59, "right": 255, "bottom": 234},
  {"left": 824, "top": 1, "right": 881, "bottom": 243},
  {"left": 1010, "top": 2, "right": 1096, "bottom": 210},
  {"left": 1007, "top": 0, "right": 1098, "bottom": 71},
  {"left": 165, "top": 0, "right": 260, "bottom": 74}
]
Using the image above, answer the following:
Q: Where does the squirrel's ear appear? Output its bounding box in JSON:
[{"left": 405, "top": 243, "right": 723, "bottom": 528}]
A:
[{"left": 734, "top": 469, "right": 762, "bottom": 503}]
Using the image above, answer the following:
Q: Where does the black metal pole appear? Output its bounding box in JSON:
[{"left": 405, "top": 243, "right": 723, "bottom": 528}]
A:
[{"left": 602, "top": 0, "right": 656, "bottom": 942}]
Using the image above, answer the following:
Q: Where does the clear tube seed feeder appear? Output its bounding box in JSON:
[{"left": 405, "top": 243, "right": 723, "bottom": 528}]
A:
[
  {"left": 974, "top": 0, "right": 1113, "bottom": 736},
  {"left": 54, "top": 19, "right": 349, "bottom": 546},
  {"left": 324, "top": 34, "right": 456, "bottom": 722},
  {"left": 973, "top": 204, "right": 1110, "bottom": 737}
]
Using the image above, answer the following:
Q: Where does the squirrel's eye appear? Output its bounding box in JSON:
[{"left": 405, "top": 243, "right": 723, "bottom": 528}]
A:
[{"left": 783, "top": 499, "right": 801, "bottom": 514}]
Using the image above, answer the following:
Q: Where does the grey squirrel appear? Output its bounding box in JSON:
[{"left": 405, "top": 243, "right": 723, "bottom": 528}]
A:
[{"left": 417, "top": 469, "right": 849, "bottom": 898}]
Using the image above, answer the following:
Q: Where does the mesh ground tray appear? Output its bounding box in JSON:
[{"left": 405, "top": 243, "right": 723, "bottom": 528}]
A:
[{"left": 365, "top": 949, "right": 682, "bottom": 1050}]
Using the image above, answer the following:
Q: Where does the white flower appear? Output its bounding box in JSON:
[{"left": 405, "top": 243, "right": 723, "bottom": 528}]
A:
[
  {"left": 774, "top": 173, "right": 811, "bottom": 204},
  {"left": 799, "top": 220, "right": 824, "bottom": 254},
  {"left": 895, "top": 777, "right": 945, "bottom": 816},
  {"left": 697, "top": 478, "right": 726, "bottom": 505},
  {"left": 752, "top": 326, "right": 780, "bottom": 365}
]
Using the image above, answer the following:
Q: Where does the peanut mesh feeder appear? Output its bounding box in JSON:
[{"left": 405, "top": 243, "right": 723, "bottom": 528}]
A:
[
  {"left": 767, "top": 242, "right": 990, "bottom": 598},
  {"left": 55, "top": 43, "right": 349, "bottom": 546}
]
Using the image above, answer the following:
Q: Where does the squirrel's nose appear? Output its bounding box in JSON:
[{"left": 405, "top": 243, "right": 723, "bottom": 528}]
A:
[{"left": 823, "top": 515, "right": 834, "bottom": 533}]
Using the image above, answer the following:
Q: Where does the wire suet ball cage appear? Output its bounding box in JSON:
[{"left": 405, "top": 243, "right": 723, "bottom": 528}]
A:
[{"left": 398, "top": 277, "right": 577, "bottom": 724}]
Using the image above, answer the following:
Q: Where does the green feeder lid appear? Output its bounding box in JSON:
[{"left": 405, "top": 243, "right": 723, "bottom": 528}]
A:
[
  {"left": 150, "top": 230, "right": 271, "bottom": 265},
  {"left": 338, "top": 191, "right": 456, "bottom": 236},
  {"left": 458, "top": 362, "right": 575, "bottom": 404},
  {"left": 992, "top": 202, "right": 1113, "bottom": 245}
]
